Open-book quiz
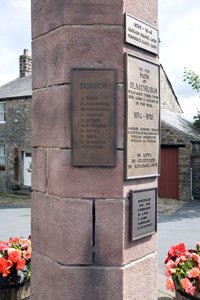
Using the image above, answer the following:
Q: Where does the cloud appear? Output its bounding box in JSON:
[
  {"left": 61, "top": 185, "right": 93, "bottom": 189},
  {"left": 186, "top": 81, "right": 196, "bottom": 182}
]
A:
[
  {"left": 179, "top": 95, "right": 200, "bottom": 121},
  {"left": 0, "top": 0, "right": 31, "bottom": 86},
  {"left": 159, "top": 0, "right": 200, "bottom": 105}
]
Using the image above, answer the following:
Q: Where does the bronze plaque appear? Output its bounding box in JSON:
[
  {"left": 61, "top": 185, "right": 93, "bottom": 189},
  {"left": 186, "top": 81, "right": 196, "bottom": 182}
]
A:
[
  {"left": 71, "top": 69, "right": 116, "bottom": 166},
  {"left": 125, "top": 54, "right": 160, "bottom": 179},
  {"left": 125, "top": 13, "right": 159, "bottom": 55},
  {"left": 130, "top": 189, "right": 157, "bottom": 241}
]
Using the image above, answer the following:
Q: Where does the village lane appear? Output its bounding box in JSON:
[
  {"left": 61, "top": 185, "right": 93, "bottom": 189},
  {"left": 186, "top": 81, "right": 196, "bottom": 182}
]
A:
[
  {"left": 157, "top": 199, "right": 200, "bottom": 298},
  {"left": 158, "top": 199, "right": 200, "bottom": 275},
  {"left": 0, "top": 206, "right": 31, "bottom": 241}
]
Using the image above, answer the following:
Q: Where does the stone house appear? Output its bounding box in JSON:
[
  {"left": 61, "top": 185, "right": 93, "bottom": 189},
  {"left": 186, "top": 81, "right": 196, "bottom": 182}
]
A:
[
  {"left": 159, "top": 65, "right": 200, "bottom": 201},
  {"left": 0, "top": 49, "right": 32, "bottom": 192},
  {"left": 0, "top": 53, "right": 199, "bottom": 200}
]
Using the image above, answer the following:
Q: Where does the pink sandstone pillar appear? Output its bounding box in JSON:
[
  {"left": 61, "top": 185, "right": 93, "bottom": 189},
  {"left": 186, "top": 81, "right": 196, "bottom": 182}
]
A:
[{"left": 31, "top": 0, "right": 158, "bottom": 299}]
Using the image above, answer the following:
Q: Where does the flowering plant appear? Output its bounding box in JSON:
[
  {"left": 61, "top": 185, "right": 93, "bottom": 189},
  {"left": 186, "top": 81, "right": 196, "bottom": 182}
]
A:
[
  {"left": 0, "top": 236, "right": 31, "bottom": 287},
  {"left": 165, "top": 242, "right": 200, "bottom": 297}
]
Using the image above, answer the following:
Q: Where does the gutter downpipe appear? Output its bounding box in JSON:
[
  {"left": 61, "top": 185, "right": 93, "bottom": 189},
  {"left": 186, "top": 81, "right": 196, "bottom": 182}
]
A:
[{"left": 190, "top": 167, "right": 194, "bottom": 201}]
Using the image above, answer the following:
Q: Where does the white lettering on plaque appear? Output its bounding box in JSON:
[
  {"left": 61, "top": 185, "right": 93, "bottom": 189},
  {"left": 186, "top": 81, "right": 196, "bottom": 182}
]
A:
[
  {"left": 125, "top": 54, "right": 160, "bottom": 179},
  {"left": 125, "top": 13, "right": 159, "bottom": 55},
  {"left": 130, "top": 189, "right": 157, "bottom": 241}
]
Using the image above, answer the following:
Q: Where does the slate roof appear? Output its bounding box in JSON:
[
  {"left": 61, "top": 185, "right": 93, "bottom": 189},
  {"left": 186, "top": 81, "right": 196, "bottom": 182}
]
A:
[
  {"left": 0, "top": 75, "right": 32, "bottom": 100},
  {"left": 161, "top": 109, "right": 200, "bottom": 142}
]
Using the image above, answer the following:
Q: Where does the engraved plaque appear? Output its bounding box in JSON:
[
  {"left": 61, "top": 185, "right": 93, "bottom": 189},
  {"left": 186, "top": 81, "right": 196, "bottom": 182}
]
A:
[
  {"left": 125, "top": 54, "right": 160, "bottom": 179},
  {"left": 130, "top": 189, "right": 157, "bottom": 241},
  {"left": 125, "top": 13, "right": 159, "bottom": 55},
  {"left": 72, "top": 69, "right": 116, "bottom": 166}
]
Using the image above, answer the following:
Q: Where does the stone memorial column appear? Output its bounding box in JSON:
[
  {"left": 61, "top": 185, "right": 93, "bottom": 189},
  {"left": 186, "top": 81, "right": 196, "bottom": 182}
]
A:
[{"left": 31, "top": 0, "right": 159, "bottom": 299}]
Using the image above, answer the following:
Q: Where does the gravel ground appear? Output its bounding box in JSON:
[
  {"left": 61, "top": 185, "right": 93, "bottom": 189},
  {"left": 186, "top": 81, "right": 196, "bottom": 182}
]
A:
[
  {"left": 0, "top": 192, "right": 187, "bottom": 214},
  {"left": 0, "top": 192, "right": 31, "bottom": 207},
  {"left": 158, "top": 197, "right": 187, "bottom": 215}
]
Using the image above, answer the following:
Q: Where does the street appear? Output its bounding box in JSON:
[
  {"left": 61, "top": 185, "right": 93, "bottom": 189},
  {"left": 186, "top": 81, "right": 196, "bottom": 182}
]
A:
[
  {"left": 1, "top": 200, "right": 200, "bottom": 268},
  {"left": 158, "top": 200, "right": 200, "bottom": 275},
  {"left": 1, "top": 198, "right": 200, "bottom": 299},
  {"left": 0, "top": 207, "right": 31, "bottom": 241}
]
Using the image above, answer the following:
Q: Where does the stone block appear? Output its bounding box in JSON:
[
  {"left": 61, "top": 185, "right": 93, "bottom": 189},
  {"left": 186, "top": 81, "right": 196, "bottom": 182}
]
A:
[
  {"left": 95, "top": 199, "right": 124, "bottom": 265},
  {"left": 48, "top": 149, "right": 123, "bottom": 198},
  {"left": 124, "top": 0, "right": 158, "bottom": 27},
  {"left": 32, "top": 148, "right": 47, "bottom": 192},
  {"left": 123, "top": 197, "right": 157, "bottom": 264},
  {"left": 47, "top": 26, "right": 124, "bottom": 86},
  {"left": 63, "top": 1, "right": 123, "bottom": 26},
  {"left": 31, "top": 251, "right": 123, "bottom": 300},
  {"left": 123, "top": 253, "right": 158, "bottom": 299},
  {"left": 95, "top": 198, "right": 156, "bottom": 266},
  {"left": 31, "top": 192, "right": 93, "bottom": 265},
  {"left": 32, "top": 0, "right": 123, "bottom": 39},
  {"left": 31, "top": 251, "right": 157, "bottom": 300},
  {"left": 32, "top": 37, "right": 47, "bottom": 89},
  {"left": 32, "top": 85, "right": 71, "bottom": 148},
  {"left": 32, "top": 0, "right": 64, "bottom": 39}
]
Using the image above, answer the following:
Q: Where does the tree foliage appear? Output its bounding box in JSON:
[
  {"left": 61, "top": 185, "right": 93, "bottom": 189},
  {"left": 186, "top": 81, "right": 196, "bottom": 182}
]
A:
[
  {"left": 183, "top": 68, "right": 200, "bottom": 92},
  {"left": 193, "top": 111, "right": 200, "bottom": 129},
  {"left": 183, "top": 68, "right": 200, "bottom": 128}
]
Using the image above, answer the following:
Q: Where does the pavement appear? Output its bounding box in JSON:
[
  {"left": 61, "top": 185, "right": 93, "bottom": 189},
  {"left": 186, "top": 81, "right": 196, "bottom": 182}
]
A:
[
  {"left": 0, "top": 192, "right": 190, "bottom": 299},
  {"left": 157, "top": 197, "right": 186, "bottom": 299}
]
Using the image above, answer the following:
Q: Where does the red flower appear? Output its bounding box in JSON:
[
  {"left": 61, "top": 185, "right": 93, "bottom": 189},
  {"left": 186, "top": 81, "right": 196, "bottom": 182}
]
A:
[
  {"left": 0, "top": 258, "right": 13, "bottom": 277},
  {"left": 0, "top": 241, "right": 10, "bottom": 251},
  {"left": 181, "top": 278, "right": 196, "bottom": 295},
  {"left": 9, "top": 237, "right": 19, "bottom": 244},
  {"left": 188, "top": 268, "right": 200, "bottom": 278},
  {"left": 16, "top": 258, "right": 26, "bottom": 270},
  {"left": 7, "top": 249, "right": 21, "bottom": 263},
  {"left": 23, "top": 247, "right": 32, "bottom": 260},
  {"left": 168, "top": 243, "right": 186, "bottom": 257},
  {"left": 166, "top": 278, "right": 175, "bottom": 291}
]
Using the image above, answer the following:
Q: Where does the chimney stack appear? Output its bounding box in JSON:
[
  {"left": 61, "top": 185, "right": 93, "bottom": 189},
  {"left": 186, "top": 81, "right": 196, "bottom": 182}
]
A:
[{"left": 19, "top": 49, "right": 32, "bottom": 77}]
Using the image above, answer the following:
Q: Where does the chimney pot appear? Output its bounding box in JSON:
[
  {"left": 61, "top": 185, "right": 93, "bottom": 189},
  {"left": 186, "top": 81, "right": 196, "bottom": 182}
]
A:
[
  {"left": 23, "top": 49, "right": 29, "bottom": 56},
  {"left": 19, "top": 49, "right": 32, "bottom": 77}
]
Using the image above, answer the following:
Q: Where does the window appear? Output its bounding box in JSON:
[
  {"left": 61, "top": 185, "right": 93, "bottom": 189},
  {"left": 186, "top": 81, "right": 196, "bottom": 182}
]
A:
[
  {"left": 0, "top": 103, "right": 5, "bottom": 123},
  {"left": 0, "top": 145, "right": 5, "bottom": 171}
]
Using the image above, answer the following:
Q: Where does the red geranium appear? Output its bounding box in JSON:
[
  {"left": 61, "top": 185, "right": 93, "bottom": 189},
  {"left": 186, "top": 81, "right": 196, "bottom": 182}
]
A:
[
  {"left": 0, "top": 236, "right": 31, "bottom": 286},
  {"left": 165, "top": 242, "right": 200, "bottom": 297}
]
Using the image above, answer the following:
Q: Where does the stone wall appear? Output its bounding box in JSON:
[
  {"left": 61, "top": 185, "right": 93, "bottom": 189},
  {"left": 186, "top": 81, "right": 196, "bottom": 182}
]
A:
[
  {"left": 160, "top": 66, "right": 182, "bottom": 113},
  {"left": 161, "top": 123, "right": 191, "bottom": 200},
  {"left": 191, "top": 143, "right": 200, "bottom": 199},
  {"left": 0, "top": 97, "right": 32, "bottom": 191}
]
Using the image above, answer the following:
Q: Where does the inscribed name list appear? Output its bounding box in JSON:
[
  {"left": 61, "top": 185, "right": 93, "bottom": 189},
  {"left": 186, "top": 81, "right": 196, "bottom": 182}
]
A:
[
  {"left": 130, "top": 189, "right": 157, "bottom": 241},
  {"left": 72, "top": 69, "right": 116, "bottom": 166},
  {"left": 125, "top": 55, "right": 160, "bottom": 179}
]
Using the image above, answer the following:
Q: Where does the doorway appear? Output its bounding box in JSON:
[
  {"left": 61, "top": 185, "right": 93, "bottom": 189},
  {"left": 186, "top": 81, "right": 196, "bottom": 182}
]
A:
[{"left": 23, "top": 152, "right": 32, "bottom": 186}]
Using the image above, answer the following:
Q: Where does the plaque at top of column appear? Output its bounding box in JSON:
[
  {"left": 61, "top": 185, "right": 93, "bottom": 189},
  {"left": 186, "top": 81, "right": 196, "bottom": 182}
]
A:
[
  {"left": 71, "top": 69, "right": 116, "bottom": 167},
  {"left": 125, "top": 54, "right": 160, "bottom": 180},
  {"left": 125, "top": 13, "right": 159, "bottom": 55}
]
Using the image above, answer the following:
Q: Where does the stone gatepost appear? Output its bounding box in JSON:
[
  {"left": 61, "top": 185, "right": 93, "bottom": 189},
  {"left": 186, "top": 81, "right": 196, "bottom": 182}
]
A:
[{"left": 31, "top": 1, "right": 159, "bottom": 299}]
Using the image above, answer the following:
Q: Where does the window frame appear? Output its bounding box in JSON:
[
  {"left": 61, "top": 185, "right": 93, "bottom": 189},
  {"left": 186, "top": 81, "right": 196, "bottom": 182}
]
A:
[
  {"left": 0, "top": 102, "right": 5, "bottom": 123},
  {"left": 0, "top": 144, "right": 6, "bottom": 171}
]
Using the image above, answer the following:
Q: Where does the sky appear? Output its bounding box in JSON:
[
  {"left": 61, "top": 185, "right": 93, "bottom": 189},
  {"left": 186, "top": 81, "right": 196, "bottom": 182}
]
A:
[
  {"left": 0, "top": 0, "right": 199, "bottom": 121},
  {"left": 0, "top": 0, "right": 31, "bottom": 85},
  {"left": 159, "top": 0, "right": 200, "bottom": 120}
]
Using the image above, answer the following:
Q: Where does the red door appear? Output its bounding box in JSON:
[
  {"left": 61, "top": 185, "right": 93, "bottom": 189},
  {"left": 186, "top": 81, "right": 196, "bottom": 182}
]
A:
[{"left": 158, "top": 147, "right": 179, "bottom": 199}]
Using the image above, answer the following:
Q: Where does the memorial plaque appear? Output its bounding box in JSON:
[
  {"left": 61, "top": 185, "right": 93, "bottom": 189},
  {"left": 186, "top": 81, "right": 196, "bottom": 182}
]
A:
[
  {"left": 130, "top": 189, "right": 157, "bottom": 241},
  {"left": 71, "top": 69, "right": 116, "bottom": 166},
  {"left": 125, "top": 54, "right": 160, "bottom": 179},
  {"left": 125, "top": 13, "right": 159, "bottom": 55}
]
